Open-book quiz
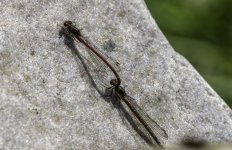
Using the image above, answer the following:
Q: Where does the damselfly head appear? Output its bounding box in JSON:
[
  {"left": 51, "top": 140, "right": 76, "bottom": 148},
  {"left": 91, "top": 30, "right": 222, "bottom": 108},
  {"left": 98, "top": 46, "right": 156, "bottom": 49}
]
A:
[
  {"left": 110, "top": 79, "right": 118, "bottom": 86},
  {"left": 64, "top": 21, "right": 72, "bottom": 27}
]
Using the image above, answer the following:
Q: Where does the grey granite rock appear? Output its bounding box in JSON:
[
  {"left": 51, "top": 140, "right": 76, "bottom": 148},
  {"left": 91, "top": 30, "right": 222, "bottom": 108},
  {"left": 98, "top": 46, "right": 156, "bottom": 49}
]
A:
[{"left": 0, "top": 0, "right": 232, "bottom": 149}]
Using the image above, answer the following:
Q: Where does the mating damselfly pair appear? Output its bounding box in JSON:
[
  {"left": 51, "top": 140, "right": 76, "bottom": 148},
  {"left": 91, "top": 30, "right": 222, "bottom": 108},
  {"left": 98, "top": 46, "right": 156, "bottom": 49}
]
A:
[{"left": 62, "top": 21, "right": 168, "bottom": 147}]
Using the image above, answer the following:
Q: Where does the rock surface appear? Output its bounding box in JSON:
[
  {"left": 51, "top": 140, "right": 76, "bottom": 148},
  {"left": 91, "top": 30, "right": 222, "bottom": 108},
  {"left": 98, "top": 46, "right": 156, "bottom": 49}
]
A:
[{"left": 0, "top": 0, "right": 232, "bottom": 149}]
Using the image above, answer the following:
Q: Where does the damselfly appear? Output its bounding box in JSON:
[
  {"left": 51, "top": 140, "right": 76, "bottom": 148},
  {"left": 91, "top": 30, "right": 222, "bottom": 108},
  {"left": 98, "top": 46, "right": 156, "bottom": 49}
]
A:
[
  {"left": 62, "top": 21, "right": 168, "bottom": 147},
  {"left": 63, "top": 21, "right": 120, "bottom": 88},
  {"left": 110, "top": 79, "right": 168, "bottom": 147}
]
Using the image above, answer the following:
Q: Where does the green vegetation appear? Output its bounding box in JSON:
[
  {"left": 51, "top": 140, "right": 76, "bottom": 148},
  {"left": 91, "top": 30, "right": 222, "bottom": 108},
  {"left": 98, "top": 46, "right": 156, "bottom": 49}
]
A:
[{"left": 145, "top": 0, "right": 232, "bottom": 107}]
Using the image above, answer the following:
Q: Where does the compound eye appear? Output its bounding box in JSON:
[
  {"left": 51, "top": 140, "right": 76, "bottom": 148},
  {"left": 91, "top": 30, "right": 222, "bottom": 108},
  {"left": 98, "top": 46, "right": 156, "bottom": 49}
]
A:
[{"left": 64, "top": 21, "right": 72, "bottom": 26}]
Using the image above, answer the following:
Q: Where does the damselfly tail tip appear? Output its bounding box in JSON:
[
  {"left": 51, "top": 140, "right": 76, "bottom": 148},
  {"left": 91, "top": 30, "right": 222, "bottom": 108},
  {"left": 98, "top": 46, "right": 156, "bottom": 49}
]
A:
[{"left": 163, "top": 129, "right": 168, "bottom": 139}]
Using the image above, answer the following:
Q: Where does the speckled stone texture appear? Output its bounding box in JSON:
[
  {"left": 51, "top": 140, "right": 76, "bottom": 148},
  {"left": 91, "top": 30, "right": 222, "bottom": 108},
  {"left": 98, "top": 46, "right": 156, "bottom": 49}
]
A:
[{"left": 0, "top": 0, "right": 232, "bottom": 149}]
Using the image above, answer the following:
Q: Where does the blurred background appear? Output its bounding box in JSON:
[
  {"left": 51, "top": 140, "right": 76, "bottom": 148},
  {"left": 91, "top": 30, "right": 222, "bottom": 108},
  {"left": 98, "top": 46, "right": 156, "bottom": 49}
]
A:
[{"left": 144, "top": 0, "right": 232, "bottom": 107}]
